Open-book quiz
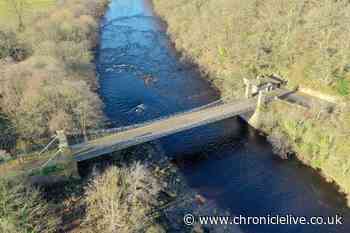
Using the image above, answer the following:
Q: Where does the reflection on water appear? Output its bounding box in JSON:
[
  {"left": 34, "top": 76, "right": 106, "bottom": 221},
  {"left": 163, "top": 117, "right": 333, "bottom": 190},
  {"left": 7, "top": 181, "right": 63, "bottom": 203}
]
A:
[{"left": 96, "top": 0, "right": 350, "bottom": 232}]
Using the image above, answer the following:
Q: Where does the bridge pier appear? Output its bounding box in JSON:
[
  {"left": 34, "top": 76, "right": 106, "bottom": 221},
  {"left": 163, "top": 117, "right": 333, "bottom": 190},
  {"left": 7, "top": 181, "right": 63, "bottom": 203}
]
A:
[
  {"left": 56, "top": 130, "right": 79, "bottom": 177},
  {"left": 257, "top": 90, "right": 265, "bottom": 108},
  {"left": 241, "top": 75, "right": 287, "bottom": 128},
  {"left": 56, "top": 130, "right": 69, "bottom": 151},
  {"left": 247, "top": 90, "right": 265, "bottom": 128},
  {"left": 242, "top": 78, "right": 264, "bottom": 127},
  {"left": 244, "top": 78, "right": 253, "bottom": 98}
]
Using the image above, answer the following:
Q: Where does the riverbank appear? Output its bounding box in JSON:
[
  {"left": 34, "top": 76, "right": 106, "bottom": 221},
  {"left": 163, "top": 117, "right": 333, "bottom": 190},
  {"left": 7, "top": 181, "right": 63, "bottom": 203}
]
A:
[
  {"left": 3, "top": 0, "right": 348, "bottom": 232},
  {"left": 152, "top": 0, "right": 350, "bottom": 206},
  {"left": 0, "top": 1, "right": 111, "bottom": 232},
  {"left": 259, "top": 101, "right": 350, "bottom": 205},
  {"left": 0, "top": 0, "right": 110, "bottom": 154},
  {"left": 1, "top": 1, "right": 218, "bottom": 232}
]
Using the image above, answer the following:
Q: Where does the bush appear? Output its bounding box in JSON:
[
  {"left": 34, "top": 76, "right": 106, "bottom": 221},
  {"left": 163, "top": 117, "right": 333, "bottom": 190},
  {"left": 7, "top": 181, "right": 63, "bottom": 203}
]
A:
[
  {"left": 337, "top": 79, "right": 350, "bottom": 96},
  {"left": 260, "top": 101, "right": 350, "bottom": 204},
  {"left": 84, "top": 163, "right": 164, "bottom": 233},
  {"left": 0, "top": 176, "right": 59, "bottom": 233},
  {"left": 0, "top": 30, "right": 29, "bottom": 61},
  {"left": 153, "top": 0, "right": 350, "bottom": 97},
  {"left": 0, "top": 30, "right": 16, "bottom": 59},
  {"left": 0, "top": 0, "right": 108, "bottom": 148},
  {"left": 0, "top": 150, "right": 11, "bottom": 163},
  {"left": 0, "top": 115, "right": 16, "bottom": 152},
  {"left": 267, "top": 131, "right": 293, "bottom": 159}
]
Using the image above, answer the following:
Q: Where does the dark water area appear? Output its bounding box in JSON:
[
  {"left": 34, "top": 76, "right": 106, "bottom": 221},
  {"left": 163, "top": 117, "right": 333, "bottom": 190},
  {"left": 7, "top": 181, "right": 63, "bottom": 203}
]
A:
[{"left": 95, "top": 0, "right": 350, "bottom": 232}]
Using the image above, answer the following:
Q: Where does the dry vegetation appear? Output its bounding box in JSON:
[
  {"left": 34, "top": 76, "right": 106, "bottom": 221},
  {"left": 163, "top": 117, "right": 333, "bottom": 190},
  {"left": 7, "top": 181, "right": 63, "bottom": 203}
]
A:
[
  {"left": 0, "top": 0, "right": 56, "bottom": 29},
  {"left": 1, "top": 1, "right": 170, "bottom": 233},
  {"left": 83, "top": 163, "right": 166, "bottom": 233},
  {"left": 153, "top": 0, "right": 350, "bottom": 98},
  {"left": 0, "top": 162, "right": 167, "bottom": 233},
  {"left": 0, "top": 176, "right": 60, "bottom": 233},
  {"left": 0, "top": 0, "right": 109, "bottom": 154},
  {"left": 260, "top": 101, "right": 350, "bottom": 204},
  {"left": 0, "top": 1, "right": 111, "bottom": 231},
  {"left": 153, "top": 0, "right": 350, "bottom": 203}
]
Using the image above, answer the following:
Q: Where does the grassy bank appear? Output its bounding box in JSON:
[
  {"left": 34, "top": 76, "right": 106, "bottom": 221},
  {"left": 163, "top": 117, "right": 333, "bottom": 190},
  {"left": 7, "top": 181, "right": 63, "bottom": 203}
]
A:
[
  {"left": 1, "top": 1, "right": 170, "bottom": 232},
  {"left": 153, "top": 0, "right": 350, "bottom": 98},
  {"left": 260, "top": 101, "right": 350, "bottom": 204},
  {"left": 0, "top": 0, "right": 110, "bottom": 154},
  {"left": 0, "top": 160, "right": 168, "bottom": 233},
  {"left": 0, "top": 0, "right": 109, "bottom": 229},
  {"left": 0, "top": 0, "right": 56, "bottom": 28},
  {"left": 0, "top": 141, "right": 179, "bottom": 232},
  {"left": 152, "top": 0, "right": 350, "bottom": 204}
]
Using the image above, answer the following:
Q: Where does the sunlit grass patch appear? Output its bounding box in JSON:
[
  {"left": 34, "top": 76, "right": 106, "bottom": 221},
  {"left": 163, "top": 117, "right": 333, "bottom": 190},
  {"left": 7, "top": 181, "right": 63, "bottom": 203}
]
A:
[
  {"left": 0, "top": 151, "right": 53, "bottom": 178},
  {"left": 0, "top": 0, "right": 56, "bottom": 28}
]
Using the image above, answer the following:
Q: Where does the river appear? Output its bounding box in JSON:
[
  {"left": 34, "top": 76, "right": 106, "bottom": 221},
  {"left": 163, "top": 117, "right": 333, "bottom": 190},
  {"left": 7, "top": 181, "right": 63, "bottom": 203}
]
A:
[{"left": 94, "top": 0, "right": 350, "bottom": 232}]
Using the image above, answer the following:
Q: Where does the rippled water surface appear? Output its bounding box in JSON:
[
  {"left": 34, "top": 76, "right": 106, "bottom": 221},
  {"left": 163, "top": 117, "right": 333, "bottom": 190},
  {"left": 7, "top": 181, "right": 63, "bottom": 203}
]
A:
[{"left": 96, "top": 0, "right": 350, "bottom": 232}]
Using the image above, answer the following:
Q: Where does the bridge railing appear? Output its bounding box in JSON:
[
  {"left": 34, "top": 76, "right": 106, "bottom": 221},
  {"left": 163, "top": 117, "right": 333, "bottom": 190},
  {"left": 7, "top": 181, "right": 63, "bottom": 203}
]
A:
[
  {"left": 64, "top": 86, "right": 293, "bottom": 146},
  {"left": 65, "top": 99, "right": 224, "bottom": 144}
]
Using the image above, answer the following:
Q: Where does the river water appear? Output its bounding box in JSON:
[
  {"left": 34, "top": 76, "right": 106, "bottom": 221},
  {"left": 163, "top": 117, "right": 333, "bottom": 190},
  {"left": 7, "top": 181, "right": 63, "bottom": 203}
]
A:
[{"left": 95, "top": 0, "right": 350, "bottom": 232}]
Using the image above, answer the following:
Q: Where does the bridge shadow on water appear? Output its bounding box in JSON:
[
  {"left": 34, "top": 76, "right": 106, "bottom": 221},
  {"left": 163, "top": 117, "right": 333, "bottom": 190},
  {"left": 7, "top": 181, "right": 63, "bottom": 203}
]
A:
[{"left": 160, "top": 118, "right": 350, "bottom": 233}]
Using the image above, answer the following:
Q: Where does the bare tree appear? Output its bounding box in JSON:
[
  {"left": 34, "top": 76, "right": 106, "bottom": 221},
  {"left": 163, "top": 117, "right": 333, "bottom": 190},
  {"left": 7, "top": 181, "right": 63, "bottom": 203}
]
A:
[{"left": 6, "top": 0, "right": 28, "bottom": 31}]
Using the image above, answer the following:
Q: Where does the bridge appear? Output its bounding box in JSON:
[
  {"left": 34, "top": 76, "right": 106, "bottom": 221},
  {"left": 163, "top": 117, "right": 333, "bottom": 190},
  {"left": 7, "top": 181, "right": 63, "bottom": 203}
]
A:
[
  {"left": 53, "top": 77, "right": 291, "bottom": 162},
  {"left": 71, "top": 98, "right": 258, "bottom": 162}
]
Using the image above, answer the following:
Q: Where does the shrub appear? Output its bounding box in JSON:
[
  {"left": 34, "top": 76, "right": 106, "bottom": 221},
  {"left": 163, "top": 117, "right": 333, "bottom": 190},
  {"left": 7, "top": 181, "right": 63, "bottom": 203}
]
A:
[
  {"left": 84, "top": 163, "right": 164, "bottom": 233},
  {"left": 153, "top": 0, "right": 350, "bottom": 97},
  {"left": 337, "top": 79, "right": 350, "bottom": 96},
  {"left": 0, "top": 150, "right": 11, "bottom": 163},
  {"left": 57, "top": 40, "right": 92, "bottom": 68},
  {"left": 267, "top": 130, "right": 293, "bottom": 159},
  {"left": 0, "top": 52, "right": 103, "bottom": 143},
  {"left": 0, "top": 30, "right": 16, "bottom": 59},
  {"left": 0, "top": 30, "right": 29, "bottom": 61},
  {"left": 0, "top": 115, "right": 16, "bottom": 152},
  {"left": 0, "top": 176, "right": 59, "bottom": 233},
  {"left": 0, "top": 0, "right": 108, "bottom": 149}
]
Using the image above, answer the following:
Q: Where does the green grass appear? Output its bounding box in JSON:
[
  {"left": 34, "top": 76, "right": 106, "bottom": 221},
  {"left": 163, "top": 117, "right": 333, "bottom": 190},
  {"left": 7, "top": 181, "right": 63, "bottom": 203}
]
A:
[
  {"left": 337, "top": 79, "right": 350, "bottom": 96},
  {"left": 0, "top": 0, "right": 56, "bottom": 28},
  {"left": 0, "top": 151, "right": 53, "bottom": 178},
  {"left": 30, "top": 164, "right": 65, "bottom": 176},
  {"left": 260, "top": 101, "right": 350, "bottom": 205}
]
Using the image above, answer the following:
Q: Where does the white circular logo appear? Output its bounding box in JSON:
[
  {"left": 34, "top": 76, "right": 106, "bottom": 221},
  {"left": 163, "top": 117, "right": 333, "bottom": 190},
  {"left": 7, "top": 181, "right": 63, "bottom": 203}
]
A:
[{"left": 184, "top": 214, "right": 195, "bottom": 226}]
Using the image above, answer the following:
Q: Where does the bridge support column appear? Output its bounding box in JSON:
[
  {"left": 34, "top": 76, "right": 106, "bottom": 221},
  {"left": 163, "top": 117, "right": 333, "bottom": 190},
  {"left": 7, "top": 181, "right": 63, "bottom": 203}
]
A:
[
  {"left": 244, "top": 78, "right": 252, "bottom": 98},
  {"left": 56, "top": 130, "right": 69, "bottom": 151},
  {"left": 56, "top": 130, "right": 79, "bottom": 177},
  {"left": 248, "top": 91, "right": 265, "bottom": 128},
  {"left": 257, "top": 90, "right": 265, "bottom": 109}
]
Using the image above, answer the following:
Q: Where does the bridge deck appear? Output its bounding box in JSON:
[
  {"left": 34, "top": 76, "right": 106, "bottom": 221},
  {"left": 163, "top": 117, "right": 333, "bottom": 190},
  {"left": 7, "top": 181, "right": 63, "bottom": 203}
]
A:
[
  {"left": 71, "top": 89, "right": 290, "bottom": 162},
  {"left": 72, "top": 98, "right": 258, "bottom": 161}
]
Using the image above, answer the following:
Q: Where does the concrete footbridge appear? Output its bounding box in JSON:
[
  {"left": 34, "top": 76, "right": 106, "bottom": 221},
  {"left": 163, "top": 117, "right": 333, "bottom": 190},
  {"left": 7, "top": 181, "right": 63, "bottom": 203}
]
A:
[{"left": 57, "top": 76, "right": 291, "bottom": 162}]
